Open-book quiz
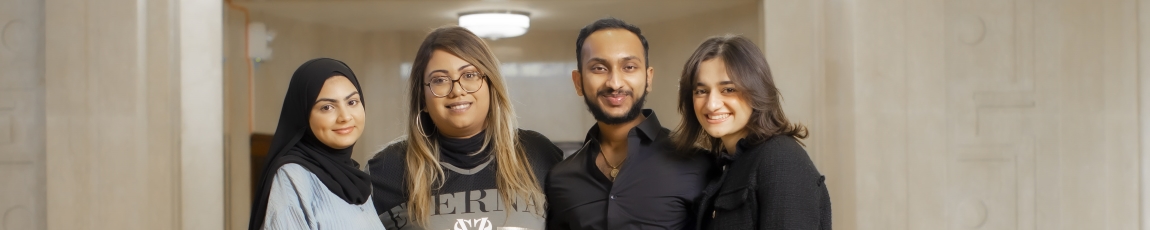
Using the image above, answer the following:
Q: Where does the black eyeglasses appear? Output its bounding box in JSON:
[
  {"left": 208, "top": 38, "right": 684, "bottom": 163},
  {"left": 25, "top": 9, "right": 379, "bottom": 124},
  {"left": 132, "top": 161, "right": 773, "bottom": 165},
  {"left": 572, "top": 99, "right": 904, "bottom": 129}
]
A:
[{"left": 425, "top": 71, "right": 486, "bottom": 97}]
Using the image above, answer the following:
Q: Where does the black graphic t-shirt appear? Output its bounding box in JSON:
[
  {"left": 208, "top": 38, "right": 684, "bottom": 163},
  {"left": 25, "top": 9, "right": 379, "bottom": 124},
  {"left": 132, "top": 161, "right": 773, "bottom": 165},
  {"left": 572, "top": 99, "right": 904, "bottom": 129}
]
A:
[{"left": 368, "top": 129, "right": 563, "bottom": 230}]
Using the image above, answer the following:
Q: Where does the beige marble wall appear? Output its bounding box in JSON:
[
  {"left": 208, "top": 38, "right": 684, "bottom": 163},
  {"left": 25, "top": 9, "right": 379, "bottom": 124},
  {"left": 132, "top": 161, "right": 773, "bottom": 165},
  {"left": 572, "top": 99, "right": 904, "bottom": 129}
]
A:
[
  {"left": 179, "top": 0, "right": 225, "bottom": 228},
  {"left": 1142, "top": 1, "right": 1150, "bottom": 228},
  {"left": 43, "top": 0, "right": 223, "bottom": 229},
  {"left": 0, "top": 0, "right": 45, "bottom": 228},
  {"left": 223, "top": 7, "right": 253, "bottom": 230},
  {"left": 770, "top": 0, "right": 1142, "bottom": 229}
]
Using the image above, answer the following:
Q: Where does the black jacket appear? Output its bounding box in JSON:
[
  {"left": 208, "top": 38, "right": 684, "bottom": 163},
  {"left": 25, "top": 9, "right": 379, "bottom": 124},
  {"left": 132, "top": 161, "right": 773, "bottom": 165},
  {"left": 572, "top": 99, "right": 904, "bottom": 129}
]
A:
[{"left": 696, "top": 135, "right": 831, "bottom": 230}]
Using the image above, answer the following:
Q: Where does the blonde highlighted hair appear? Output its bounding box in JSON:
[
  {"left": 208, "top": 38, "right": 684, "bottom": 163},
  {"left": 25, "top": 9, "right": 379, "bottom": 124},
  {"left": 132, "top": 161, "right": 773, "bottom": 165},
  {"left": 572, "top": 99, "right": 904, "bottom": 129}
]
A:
[{"left": 403, "top": 25, "right": 545, "bottom": 227}]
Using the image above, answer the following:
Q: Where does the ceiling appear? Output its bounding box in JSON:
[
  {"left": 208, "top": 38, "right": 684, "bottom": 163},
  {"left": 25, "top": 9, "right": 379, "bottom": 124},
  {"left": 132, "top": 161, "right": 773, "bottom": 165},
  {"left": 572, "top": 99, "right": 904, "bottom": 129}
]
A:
[{"left": 236, "top": 0, "right": 756, "bottom": 32}]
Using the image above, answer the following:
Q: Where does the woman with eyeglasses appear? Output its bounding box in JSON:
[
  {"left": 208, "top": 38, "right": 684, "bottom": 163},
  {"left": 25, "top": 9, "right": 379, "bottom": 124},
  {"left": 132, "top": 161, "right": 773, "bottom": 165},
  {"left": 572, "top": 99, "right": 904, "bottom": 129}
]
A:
[{"left": 366, "top": 26, "right": 563, "bottom": 230}]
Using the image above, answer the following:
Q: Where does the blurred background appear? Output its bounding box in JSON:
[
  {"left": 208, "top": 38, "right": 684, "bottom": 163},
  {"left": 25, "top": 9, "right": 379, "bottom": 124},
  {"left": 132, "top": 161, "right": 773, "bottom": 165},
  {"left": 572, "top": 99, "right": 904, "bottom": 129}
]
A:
[{"left": 2, "top": 0, "right": 1147, "bottom": 229}]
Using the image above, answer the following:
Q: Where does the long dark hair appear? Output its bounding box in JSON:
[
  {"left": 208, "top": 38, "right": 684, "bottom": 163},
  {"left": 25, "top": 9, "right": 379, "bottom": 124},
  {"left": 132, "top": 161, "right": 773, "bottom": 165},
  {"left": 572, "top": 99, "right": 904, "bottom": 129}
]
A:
[{"left": 672, "top": 35, "right": 808, "bottom": 153}]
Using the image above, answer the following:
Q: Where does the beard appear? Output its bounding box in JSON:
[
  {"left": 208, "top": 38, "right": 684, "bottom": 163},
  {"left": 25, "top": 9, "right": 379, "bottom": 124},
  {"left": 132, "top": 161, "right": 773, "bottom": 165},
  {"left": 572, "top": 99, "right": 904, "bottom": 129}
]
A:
[{"left": 582, "top": 83, "right": 648, "bottom": 125}]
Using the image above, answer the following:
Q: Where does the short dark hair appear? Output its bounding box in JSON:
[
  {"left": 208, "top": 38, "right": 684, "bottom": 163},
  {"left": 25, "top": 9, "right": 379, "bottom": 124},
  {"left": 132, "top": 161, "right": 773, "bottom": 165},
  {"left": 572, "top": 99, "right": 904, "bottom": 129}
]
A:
[
  {"left": 575, "top": 17, "right": 649, "bottom": 72},
  {"left": 673, "top": 35, "right": 808, "bottom": 153}
]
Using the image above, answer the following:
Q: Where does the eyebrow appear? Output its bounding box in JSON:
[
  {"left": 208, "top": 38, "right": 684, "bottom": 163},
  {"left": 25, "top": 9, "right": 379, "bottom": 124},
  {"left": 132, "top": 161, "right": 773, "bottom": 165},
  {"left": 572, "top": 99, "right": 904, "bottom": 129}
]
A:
[
  {"left": 586, "top": 56, "right": 642, "bottom": 65},
  {"left": 426, "top": 64, "right": 475, "bottom": 77},
  {"left": 427, "top": 69, "right": 448, "bottom": 76},
  {"left": 315, "top": 91, "right": 361, "bottom": 104},
  {"left": 587, "top": 57, "right": 608, "bottom": 65},
  {"left": 696, "top": 81, "right": 736, "bottom": 87}
]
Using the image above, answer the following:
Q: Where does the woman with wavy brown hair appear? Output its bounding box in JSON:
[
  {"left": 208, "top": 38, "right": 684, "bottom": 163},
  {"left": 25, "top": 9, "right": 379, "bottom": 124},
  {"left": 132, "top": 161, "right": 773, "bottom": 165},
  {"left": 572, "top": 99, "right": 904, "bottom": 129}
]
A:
[
  {"left": 674, "top": 35, "right": 831, "bottom": 230},
  {"left": 366, "top": 26, "right": 562, "bottom": 230}
]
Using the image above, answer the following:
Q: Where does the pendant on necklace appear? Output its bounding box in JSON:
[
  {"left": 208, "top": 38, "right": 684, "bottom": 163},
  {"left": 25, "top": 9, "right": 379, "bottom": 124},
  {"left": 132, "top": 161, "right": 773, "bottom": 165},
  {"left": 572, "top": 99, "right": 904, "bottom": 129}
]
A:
[{"left": 610, "top": 168, "right": 620, "bottom": 179}]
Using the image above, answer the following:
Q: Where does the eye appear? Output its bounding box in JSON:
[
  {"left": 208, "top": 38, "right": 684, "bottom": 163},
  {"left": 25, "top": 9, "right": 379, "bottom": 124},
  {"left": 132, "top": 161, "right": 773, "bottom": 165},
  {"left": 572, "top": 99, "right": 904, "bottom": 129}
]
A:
[
  {"left": 624, "top": 65, "right": 638, "bottom": 71},
  {"left": 429, "top": 77, "right": 449, "bottom": 85},
  {"left": 722, "top": 87, "right": 737, "bottom": 94},
  {"left": 320, "top": 104, "right": 334, "bottom": 111},
  {"left": 590, "top": 65, "right": 607, "bottom": 73},
  {"left": 348, "top": 99, "right": 360, "bottom": 106},
  {"left": 462, "top": 71, "right": 480, "bottom": 79},
  {"left": 693, "top": 88, "right": 708, "bottom": 95}
]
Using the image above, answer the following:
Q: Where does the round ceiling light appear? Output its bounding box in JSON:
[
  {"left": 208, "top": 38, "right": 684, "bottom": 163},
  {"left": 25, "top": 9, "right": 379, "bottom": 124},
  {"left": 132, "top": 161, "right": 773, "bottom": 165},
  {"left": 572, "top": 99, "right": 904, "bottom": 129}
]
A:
[{"left": 458, "top": 11, "right": 530, "bottom": 40}]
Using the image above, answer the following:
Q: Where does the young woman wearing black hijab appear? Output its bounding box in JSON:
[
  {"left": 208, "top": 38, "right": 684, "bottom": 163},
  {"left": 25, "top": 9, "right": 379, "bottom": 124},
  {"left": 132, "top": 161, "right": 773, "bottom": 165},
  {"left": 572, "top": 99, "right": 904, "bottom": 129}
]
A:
[{"left": 248, "top": 58, "right": 386, "bottom": 230}]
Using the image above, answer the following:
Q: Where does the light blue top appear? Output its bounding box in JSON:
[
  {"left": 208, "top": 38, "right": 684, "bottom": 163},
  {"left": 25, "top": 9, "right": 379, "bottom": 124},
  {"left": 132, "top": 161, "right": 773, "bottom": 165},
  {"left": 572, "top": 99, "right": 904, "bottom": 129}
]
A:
[{"left": 263, "top": 163, "right": 386, "bottom": 230}]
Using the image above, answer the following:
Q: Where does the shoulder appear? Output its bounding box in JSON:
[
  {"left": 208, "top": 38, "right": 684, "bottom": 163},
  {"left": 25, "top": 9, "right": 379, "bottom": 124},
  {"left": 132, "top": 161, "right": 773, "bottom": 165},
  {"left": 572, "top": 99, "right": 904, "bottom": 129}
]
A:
[
  {"left": 366, "top": 137, "right": 409, "bottom": 184},
  {"left": 516, "top": 129, "right": 555, "bottom": 150},
  {"left": 747, "top": 135, "right": 822, "bottom": 181},
  {"left": 754, "top": 135, "right": 813, "bottom": 164},
  {"left": 368, "top": 137, "right": 408, "bottom": 167},
  {"left": 547, "top": 138, "right": 585, "bottom": 175},
  {"left": 651, "top": 127, "right": 711, "bottom": 167},
  {"left": 275, "top": 163, "right": 317, "bottom": 179},
  {"left": 517, "top": 129, "right": 563, "bottom": 163},
  {"left": 550, "top": 149, "right": 583, "bottom": 174},
  {"left": 656, "top": 126, "right": 672, "bottom": 138},
  {"left": 517, "top": 129, "right": 549, "bottom": 141},
  {"left": 378, "top": 136, "right": 410, "bottom": 156},
  {"left": 264, "top": 163, "right": 318, "bottom": 226},
  {"left": 270, "top": 163, "right": 323, "bottom": 195},
  {"left": 365, "top": 138, "right": 409, "bottom": 210},
  {"left": 647, "top": 126, "right": 674, "bottom": 145}
]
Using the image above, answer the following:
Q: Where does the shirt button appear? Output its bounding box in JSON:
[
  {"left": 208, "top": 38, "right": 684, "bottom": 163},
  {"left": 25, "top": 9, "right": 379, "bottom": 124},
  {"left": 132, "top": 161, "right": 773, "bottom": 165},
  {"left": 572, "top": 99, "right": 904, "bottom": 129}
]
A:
[
  {"left": 712, "top": 210, "right": 717, "bottom": 218},
  {"left": 609, "top": 195, "right": 615, "bottom": 200}
]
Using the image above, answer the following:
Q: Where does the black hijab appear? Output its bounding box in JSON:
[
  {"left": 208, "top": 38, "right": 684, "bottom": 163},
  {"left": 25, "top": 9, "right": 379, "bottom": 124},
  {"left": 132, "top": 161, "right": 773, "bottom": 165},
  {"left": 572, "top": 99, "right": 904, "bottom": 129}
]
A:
[{"left": 248, "top": 58, "right": 373, "bottom": 230}]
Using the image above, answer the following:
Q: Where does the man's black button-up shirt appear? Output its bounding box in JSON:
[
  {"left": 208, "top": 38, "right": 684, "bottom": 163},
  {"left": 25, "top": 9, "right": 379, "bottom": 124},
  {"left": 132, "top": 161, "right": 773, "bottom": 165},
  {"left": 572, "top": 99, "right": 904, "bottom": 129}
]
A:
[{"left": 545, "top": 110, "right": 712, "bottom": 230}]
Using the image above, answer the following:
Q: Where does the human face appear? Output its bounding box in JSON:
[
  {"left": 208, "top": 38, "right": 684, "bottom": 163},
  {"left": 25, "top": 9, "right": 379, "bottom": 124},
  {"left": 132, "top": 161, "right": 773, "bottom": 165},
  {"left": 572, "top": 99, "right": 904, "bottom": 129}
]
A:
[
  {"left": 423, "top": 49, "right": 491, "bottom": 138},
  {"left": 572, "top": 28, "right": 654, "bottom": 124},
  {"left": 309, "top": 76, "right": 366, "bottom": 149},
  {"left": 693, "top": 58, "right": 752, "bottom": 142}
]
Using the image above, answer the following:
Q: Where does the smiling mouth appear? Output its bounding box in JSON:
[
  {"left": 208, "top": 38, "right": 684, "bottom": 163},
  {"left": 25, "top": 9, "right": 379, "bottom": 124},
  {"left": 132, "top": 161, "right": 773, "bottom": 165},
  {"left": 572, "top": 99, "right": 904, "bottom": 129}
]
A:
[
  {"left": 333, "top": 126, "right": 355, "bottom": 134},
  {"left": 706, "top": 113, "right": 731, "bottom": 124},
  {"left": 446, "top": 102, "right": 472, "bottom": 111},
  {"left": 600, "top": 94, "right": 628, "bottom": 106}
]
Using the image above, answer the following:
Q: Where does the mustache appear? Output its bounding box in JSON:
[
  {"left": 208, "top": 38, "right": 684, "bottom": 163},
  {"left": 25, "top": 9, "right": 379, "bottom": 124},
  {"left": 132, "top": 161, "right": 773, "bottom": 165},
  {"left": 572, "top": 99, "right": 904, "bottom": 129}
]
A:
[{"left": 597, "top": 87, "right": 633, "bottom": 97}]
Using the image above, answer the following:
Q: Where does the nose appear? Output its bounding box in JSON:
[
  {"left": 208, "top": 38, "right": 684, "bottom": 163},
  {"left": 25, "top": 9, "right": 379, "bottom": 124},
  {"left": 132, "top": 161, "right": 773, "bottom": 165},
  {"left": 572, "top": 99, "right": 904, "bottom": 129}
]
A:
[
  {"left": 450, "top": 80, "right": 467, "bottom": 98},
  {"left": 604, "top": 70, "right": 623, "bottom": 90},
  {"left": 336, "top": 106, "right": 352, "bottom": 123},
  {"left": 704, "top": 91, "right": 723, "bottom": 112}
]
